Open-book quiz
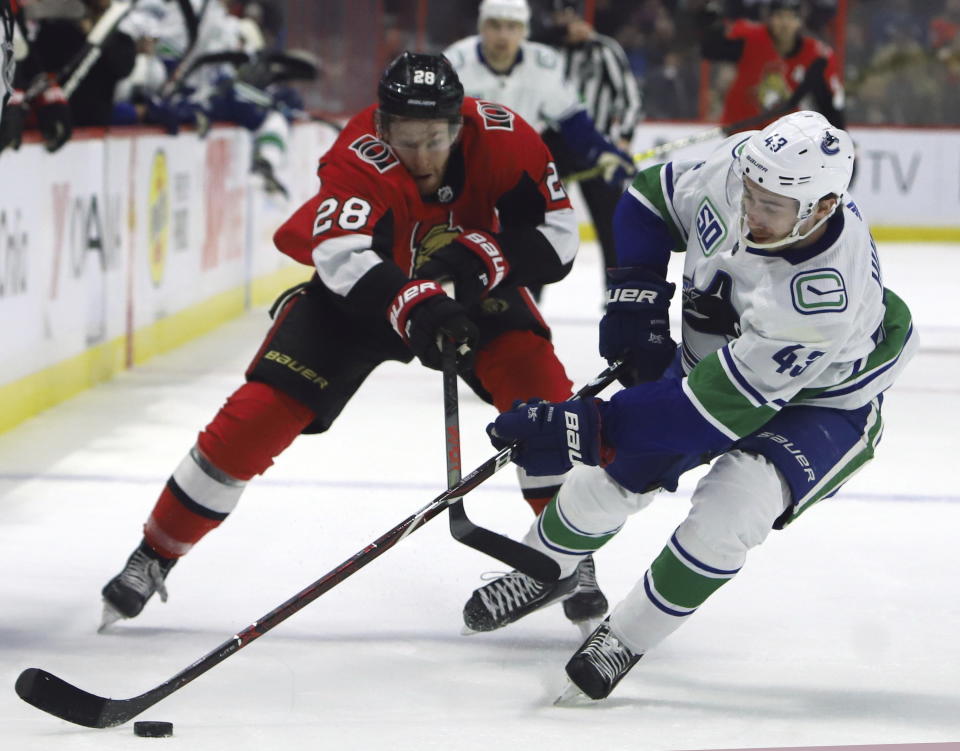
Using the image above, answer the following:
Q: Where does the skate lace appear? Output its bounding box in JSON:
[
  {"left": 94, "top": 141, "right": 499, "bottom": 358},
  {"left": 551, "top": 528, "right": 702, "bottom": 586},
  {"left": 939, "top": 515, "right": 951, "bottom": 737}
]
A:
[
  {"left": 477, "top": 571, "right": 544, "bottom": 618},
  {"left": 119, "top": 551, "right": 170, "bottom": 603},
  {"left": 581, "top": 626, "right": 634, "bottom": 684}
]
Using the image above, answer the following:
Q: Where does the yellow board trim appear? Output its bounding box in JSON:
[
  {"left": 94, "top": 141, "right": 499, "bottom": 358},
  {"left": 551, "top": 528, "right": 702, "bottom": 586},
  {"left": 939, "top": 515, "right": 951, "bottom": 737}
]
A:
[
  {"left": 0, "top": 264, "right": 312, "bottom": 435},
  {"left": 579, "top": 223, "right": 960, "bottom": 244}
]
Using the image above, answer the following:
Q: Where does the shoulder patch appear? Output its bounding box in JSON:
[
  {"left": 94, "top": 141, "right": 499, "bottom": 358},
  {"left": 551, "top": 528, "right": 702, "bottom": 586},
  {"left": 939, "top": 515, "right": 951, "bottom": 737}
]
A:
[
  {"left": 790, "top": 268, "right": 847, "bottom": 314},
  {"left": 349, "top": 134, "right": 400, "bottom": 173},
  {"left": 695, "top": 197, "right": 728, "bottom": 257},
  {"left": 475, "top": 100, "right": 515, "bottom": 131}
]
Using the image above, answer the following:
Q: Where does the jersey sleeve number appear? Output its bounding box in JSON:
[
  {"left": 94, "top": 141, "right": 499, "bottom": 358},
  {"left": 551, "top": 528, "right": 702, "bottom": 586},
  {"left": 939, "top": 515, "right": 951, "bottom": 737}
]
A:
[
  {"left": 545, "top": 162, "right": 567, "bottom": 201},
  {"left": 312, "top": 197, "right": 373, "bottom": 236},
  {"left": 772, "top": 344, "right": 825, "bottom": 377}
]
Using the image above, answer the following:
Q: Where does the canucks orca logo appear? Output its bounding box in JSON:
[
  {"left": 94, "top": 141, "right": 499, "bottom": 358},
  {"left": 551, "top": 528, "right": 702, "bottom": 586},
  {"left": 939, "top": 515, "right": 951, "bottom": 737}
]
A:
[
  {"left": 820, "top": 132, "right": 841, "bottom": 155},
  {"left": 682, "top": 271, "right": 740, "bottom": 337}
]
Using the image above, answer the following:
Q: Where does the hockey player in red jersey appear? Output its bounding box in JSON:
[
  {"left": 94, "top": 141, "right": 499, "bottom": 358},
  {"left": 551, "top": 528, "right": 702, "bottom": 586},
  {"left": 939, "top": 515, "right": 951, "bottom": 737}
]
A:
[
  {"left": 699, "top": 0, "right": 846, "bottom": 130},
  {"left": 99, "top": 52, "right": 608, "bottom": 629}
]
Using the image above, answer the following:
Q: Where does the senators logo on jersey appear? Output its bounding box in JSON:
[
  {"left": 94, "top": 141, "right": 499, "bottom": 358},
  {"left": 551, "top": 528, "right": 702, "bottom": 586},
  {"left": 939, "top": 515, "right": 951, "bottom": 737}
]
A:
[
  {"left": 410, "top": 216, "right": 464, "bottom": 272},
  {"left": 349, "top": 134, "right": 400, "bottom": 173}
]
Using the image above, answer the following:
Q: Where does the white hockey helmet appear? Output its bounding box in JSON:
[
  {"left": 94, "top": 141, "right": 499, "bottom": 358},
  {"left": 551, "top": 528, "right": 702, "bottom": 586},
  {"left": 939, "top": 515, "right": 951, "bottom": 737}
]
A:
[
  {"left": 737, "top": 110, "right": 855, "bottom": 248},
  {"left": 478, "top": 0, "right": 531, "bottom": 26}
]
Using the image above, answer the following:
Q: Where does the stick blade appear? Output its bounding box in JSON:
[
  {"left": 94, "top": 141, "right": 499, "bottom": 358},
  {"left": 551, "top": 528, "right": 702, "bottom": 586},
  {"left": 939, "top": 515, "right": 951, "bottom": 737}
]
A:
[{"left": 15, "top": 668, "right": 111, "bottom": 728}]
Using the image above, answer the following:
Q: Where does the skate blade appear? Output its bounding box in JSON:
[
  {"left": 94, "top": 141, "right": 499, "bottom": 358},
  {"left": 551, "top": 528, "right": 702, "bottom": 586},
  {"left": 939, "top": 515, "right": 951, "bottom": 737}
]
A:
[
  {"left": 97, "top": 601, "right": 124, "bottom": 633},
  {"left": 460, "top": 624, "right": 483, "bottom": 636},
  {"left": 554, "top": 680, "right": 592, "bottom": 707}
]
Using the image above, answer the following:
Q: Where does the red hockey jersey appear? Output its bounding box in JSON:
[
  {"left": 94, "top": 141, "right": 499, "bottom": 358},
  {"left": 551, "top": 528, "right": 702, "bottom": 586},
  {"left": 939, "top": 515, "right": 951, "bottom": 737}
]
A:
[{"left": 274, "top": 97, "right": 577, "bottom": 304}]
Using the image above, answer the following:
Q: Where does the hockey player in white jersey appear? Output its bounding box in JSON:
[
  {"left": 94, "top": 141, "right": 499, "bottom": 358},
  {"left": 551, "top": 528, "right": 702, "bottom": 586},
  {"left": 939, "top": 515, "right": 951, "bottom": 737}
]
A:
[
  {"left": 462, "top": 111, "right": 917, "bottom": 702},
  {"left": 444, "top": 0, "right": 633, "bottom": 190}
]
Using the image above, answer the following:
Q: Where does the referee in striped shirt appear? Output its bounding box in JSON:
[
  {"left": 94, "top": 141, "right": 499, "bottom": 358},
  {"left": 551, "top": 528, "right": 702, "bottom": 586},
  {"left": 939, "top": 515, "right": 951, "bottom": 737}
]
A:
[{"left": 535, "top": 0, "right": 642, "bottom": 276}]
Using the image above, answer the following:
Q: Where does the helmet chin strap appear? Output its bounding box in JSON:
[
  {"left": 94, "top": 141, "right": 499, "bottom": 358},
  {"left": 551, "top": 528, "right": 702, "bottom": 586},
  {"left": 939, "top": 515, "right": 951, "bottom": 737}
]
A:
[{"left": 738, "top": 202, "right": 839, "bottom": 250}]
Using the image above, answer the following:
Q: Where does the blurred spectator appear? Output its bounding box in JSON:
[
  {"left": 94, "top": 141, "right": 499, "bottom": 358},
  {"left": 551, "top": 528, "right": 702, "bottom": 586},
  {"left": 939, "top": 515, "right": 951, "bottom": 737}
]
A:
[
  {"left": 699, "top": 0, "right": 845, "bottom": 130},
  {"left": 1, "top": 0, "right": 136, "bottom": 153}
]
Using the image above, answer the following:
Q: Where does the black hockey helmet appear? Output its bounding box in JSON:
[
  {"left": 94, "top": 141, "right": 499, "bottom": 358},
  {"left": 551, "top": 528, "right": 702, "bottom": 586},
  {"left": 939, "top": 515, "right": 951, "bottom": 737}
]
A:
[
  {"left": 377, "top": 52, "right": 464, "bottom": 122},
  {"left": 769, "top": 0, "right": 804, "bottom": 14}
]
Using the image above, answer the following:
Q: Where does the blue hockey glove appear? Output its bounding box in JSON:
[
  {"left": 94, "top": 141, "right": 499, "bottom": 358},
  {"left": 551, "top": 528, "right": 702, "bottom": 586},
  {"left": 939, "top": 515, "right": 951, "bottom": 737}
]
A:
[
  {"left": 595, "top": 145, "right": 636, "bottom": 185},
  {"left": 487, "top": 398, "right": 611, "bottom": 476},
  {"left": 599, "top": 266, "right": 677, "bottom": 387}
]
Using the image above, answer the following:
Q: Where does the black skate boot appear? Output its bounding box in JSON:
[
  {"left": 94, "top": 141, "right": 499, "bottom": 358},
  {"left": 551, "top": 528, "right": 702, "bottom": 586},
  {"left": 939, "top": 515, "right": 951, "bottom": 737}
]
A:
[
  {"left": 99, "top": 540, "right": 177, "bottom": 631},
  {"left": 557, "top": 617, "right": 642, "bottom": 703},
  {"left": 562, "top": 555, "right": 608, "bottom": 627},
  {"left": 463, "top": 569, "right": 579, "bottom": 633}
]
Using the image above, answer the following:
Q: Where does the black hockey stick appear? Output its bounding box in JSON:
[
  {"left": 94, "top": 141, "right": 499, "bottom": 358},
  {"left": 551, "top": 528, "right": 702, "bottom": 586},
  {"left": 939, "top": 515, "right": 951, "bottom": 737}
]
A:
[
  {"left": 441, "top": 340, "right": 559, "bottom": 582},
  {"left": 444, "top": 357, "right": 624, "bottom": 580},
  {"left": 15, "top": 360, "right": 624, "bottom": 728}
]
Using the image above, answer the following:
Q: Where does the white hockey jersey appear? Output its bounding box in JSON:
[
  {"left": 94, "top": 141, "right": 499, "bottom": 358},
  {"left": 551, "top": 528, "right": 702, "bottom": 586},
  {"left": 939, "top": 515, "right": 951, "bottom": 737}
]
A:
[
  {"left": 443, "top": 35, "right": 583, "bottom": 133},
  {"left": 626, "top": 133, "right": 916, "bottom": 440}
]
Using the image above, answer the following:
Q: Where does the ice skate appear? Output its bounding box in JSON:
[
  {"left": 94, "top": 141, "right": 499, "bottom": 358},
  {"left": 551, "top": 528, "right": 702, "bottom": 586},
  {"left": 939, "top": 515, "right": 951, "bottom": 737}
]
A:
[
  {"left": 462, "top": 568, "right": 578, "bottom": 633},
  {"left": 99, "top": 540, "right": 177, "bottom": 631},
  {"left": 555, "top": 617, "right": 642, "bottom": 704},
  {"left": 562, "top": 555, "right": 608, "bottom": 637}
]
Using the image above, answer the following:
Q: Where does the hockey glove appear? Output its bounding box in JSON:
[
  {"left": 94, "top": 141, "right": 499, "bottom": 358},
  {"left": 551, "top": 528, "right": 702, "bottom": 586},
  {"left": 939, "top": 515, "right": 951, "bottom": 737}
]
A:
[
  {"left": 389, "top": 280, "right": 479, "bottom": 372},
  {"left": 599, "top": 266, "right": 677, "bottom": 387},
  {"left": 33, "top": 75, "right": 72, "bottom": 153},
  {"left": 487, "top": 398, "right": 612, "bottom": 477},
  {"left": 0, "top": 88, "right": 25, "bottom": 153},
  {"left": 594, "top": 145, "right": 635, "bottom": 185},
  {"left": 415, "top": 230, "right": 510, "bottom": 308}
]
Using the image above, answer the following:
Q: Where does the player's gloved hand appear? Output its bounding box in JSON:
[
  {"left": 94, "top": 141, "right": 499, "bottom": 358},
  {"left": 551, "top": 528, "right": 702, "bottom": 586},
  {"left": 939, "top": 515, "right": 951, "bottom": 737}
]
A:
[
  {"left": 33, "top": 76, "right": 72, "bottom": 152},
  {"left": 595, "top": 145, "right": 635, "bottom": 184},
  {"left": 415, "top": 230, "right": 510, "bottom": 308},
  {"left": 0, "top": 89, "right": 26, "bottom": 153},
  {"left": 599, "top": 266, "right": 677, "bottom": 387},
  {"left": 487, "top": 398, "right": 613, "bottom": 476},
  {"left": 388, "top": 280, "right": 479, "bottom": 372}
]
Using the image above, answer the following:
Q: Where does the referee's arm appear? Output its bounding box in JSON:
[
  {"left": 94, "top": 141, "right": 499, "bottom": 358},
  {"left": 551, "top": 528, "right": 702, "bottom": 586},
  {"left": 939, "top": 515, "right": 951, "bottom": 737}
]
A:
[{"left": 591, "top": 34, "right": 643, "bottom": 146}]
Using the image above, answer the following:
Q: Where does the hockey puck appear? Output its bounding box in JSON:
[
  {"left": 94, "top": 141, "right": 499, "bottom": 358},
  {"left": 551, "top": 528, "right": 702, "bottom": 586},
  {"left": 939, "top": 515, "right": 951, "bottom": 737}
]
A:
[{"left": 133, "top": 721, "right": 174, "bottom": 737}]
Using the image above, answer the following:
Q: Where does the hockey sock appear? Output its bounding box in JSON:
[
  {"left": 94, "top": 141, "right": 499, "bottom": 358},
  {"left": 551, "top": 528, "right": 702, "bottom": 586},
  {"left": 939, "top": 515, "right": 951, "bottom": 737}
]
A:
[
  {"left": 143, "top": 382, "right": 315, "bottom": 559},
  {"left": 475, "top": 330, "right": 573, "bottom": 513}
]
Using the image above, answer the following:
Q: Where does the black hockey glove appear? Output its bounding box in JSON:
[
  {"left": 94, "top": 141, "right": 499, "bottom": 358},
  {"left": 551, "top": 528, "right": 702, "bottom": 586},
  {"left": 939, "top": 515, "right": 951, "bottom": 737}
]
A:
[
  {"left": 599, "top": 266, "right": 677, "bottom": 387},
  {"left": 32, "top": 75, "right": 72, "bottom": 153},
  {"left": 388, "top": 280, "right": 479, "bottom": 372},
  {"left": 415, "top": 230, "right": 510, "bottom": 308},
  {"left": 0, "top": 89, "right": 26, "bottom": 153}
]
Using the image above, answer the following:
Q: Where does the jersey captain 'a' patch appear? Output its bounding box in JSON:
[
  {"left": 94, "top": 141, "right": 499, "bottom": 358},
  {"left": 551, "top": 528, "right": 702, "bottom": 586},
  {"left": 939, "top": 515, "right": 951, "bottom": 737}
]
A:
[
  {"left": 695, "top": 197, "right": 727, "bottom": 257},
  {"left": 791, "top": 268, "right": 847, "bottom": 314},
  {"left": 349, "top": 134, "right": 400, "bottom": 173}
]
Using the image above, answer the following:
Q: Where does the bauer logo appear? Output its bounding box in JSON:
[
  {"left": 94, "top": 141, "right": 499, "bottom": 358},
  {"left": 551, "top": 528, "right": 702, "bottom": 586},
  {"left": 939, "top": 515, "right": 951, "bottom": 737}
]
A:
[
  {"left": 148, "top": 149, "right": 170, "bottom": 288},
  {"left": 264, "top": 350, "right": 329, "bottom": 388},
  {"left": 791, "top": 269, "right": 847, "bottom": 314}
]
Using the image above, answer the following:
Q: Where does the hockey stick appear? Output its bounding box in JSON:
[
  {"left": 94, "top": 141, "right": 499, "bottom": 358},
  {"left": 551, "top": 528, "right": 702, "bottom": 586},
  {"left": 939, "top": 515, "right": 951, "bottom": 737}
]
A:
[
  {"left": 443, "top": 357, "right": 624, "bottom": 580},
  {"left": 57, "top": 0, "right": 135, "bottom": 99},
  {"left": 564, "top": 97, "right": 803, "bottom": 184},
  {"left": 15, "top": 359, "right": 624, "bottom": 728},
  {"left": 441, "top": 339, "right": 560, "bottom": 582}
]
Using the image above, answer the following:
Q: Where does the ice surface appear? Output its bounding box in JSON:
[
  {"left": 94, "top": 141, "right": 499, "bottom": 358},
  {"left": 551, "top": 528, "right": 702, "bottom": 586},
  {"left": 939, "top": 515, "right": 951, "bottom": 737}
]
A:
[{"left": 2, "top": 242, "right": 958, "bottom": 750}]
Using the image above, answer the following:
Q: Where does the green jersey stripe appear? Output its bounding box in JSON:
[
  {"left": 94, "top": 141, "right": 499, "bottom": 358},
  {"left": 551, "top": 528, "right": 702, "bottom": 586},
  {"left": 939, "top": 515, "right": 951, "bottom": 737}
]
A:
[{"left": 684, "top": 354, "right": 779, "bottom": 438}]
